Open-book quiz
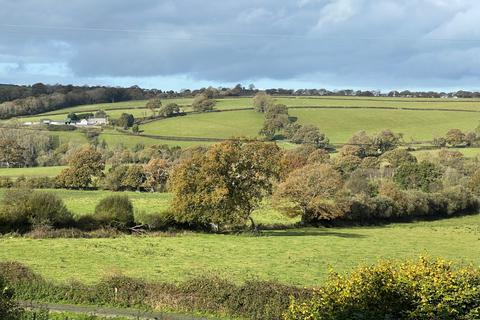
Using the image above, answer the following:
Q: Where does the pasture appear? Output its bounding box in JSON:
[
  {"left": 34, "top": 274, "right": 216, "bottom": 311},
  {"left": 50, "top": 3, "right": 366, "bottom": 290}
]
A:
[
  {"left": 0, "top": 211, "right": 478, "bottom": 286},
  {"left": 290, "top": 108, "right": 480, "bottom": 143},
  {"left": 0, "top": 189, "right": 295, "bottom": 226},
  {"left": 4, "top": 96, "right": 480, "bottom": 149},
  {"left": 0, "top": 166, "right": 66, "bottom": 178},
  {"left": 140, "top": 110, "right": 264, "bottom": 139},
  {"left": 1, "top": 96, "right": 480, "bottom": 302}
]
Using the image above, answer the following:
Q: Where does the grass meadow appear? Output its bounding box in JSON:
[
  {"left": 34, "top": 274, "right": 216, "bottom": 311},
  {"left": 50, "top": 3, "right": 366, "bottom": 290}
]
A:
[
  {"left": 290, "top": 108, "right": 480, "bottom": 143},
  {"left": 0, "top": 166, "right": 67, "bottom": 177},
  {"left": 4, "top": 96, "right": 480, "bottom": 149},
  {"left": 140, "top": 110, "right": 264, "bottom": 139},
  {"left": 0, "top": 188, "right": 294, "bottom": 226},
  {"left": 0, "top": 210, "right": 478, "bottom": 286},
  {"left": 0, "top": 188, "right": 478, "bottom": 287}
]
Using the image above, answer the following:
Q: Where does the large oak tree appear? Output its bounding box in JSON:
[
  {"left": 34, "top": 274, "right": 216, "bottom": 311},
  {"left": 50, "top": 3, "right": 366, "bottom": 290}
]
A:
[{"left": 169, "top": 140, "right": 282, "bottom": 230}]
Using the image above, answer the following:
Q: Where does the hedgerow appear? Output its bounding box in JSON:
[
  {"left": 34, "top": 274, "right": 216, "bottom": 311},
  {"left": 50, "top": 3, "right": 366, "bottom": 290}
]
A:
[
  {"left": 0, "top": 262, "right": 309, "bottom": 320},
  {"left": 1, "top": 257, "right": 479, "bottom": 320}
]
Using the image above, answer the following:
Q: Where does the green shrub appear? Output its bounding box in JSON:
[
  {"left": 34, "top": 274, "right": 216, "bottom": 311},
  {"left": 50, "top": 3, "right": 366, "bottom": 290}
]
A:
[
  {"left": 0, "top": 262, "right": 308, "bottom": 320},
  {"left": 26, "top": 192, "right": 72, "bottom": 227},
  {"left": 94, "top": 195, "right": 134, "bottom": 229},
  {"left": 225, "top": 280, "right": 311, "bottom": 320},
  {"left": 101, "top": 165, "right": 129, "bottom": 191},
  {"left": 14, "top": 176, "right": 56, "bottom": 189},
  {"left": 0, "top": 189, "right": 73, "bottom": 230},
  {"left": 179, "top": 276, "right": 236, "bottom": 311},
  {"left": 0, "top": 176, "right": 13, "bottom": 188},
  {"left": 285, "top": 257, "right": 480, "bottom": 320}
]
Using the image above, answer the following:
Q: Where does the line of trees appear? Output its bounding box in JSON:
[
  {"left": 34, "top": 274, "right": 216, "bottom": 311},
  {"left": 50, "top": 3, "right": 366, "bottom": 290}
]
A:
[
  {"left": 3, "top": 82, "right": 480, "bottom": 121},
  {"left": 0, "top": 84, "right": 159, "bottom": 119},
  {"left": 166, "top": 133, "right": 480, "bottom": 230}
]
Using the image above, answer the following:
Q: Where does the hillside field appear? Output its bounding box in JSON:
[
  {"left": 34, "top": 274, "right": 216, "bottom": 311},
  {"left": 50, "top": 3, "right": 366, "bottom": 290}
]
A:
[
  {"left": 4, "top": 96, "right": 480, "bottom": 149},
  {"left": 1, "top": 97, "right": 480, "bottom": 295}
]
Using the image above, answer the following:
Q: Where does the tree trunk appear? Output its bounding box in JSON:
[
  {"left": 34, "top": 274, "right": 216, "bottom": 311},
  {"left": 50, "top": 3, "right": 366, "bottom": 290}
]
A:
[{"left": 249, "top": 216, "right": 258, "bottom": 231}]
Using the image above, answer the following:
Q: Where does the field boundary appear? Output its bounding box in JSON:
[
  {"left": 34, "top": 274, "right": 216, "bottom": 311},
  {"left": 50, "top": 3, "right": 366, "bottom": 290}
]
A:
[
  {"left": 275, "top": 95, "right": 480, "bottom": 103},
  {"left": 287, "top": 105, "right": 480, "bottom": 112},
  {"left": 19, "top": 301, "right": 213, "bottom": 320},
  {"left": 12, "top": 97, "right": 480, "bottom": 120}
]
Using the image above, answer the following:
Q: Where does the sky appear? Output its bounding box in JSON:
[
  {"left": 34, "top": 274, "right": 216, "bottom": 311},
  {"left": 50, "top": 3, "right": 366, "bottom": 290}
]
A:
[{"left": 1, "top": 0, "right": 480, "bottom": 91}]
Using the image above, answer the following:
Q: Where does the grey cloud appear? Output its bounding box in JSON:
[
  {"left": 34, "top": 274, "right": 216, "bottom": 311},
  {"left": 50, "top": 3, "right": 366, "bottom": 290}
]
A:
[{"left": 1, "top": 0, "right": 480, "bottom": 89}]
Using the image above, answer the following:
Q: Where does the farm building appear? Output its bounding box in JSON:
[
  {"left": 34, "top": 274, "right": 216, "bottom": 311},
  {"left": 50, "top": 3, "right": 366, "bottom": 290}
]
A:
[{"left": 75, "top": 117, "right": 108, "bottom": 126}]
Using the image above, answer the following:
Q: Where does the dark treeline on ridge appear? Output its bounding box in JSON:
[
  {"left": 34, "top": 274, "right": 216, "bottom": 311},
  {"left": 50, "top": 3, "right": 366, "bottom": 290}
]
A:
[{"left": 2, "top": 82, "right": 480, "bottom": 120}]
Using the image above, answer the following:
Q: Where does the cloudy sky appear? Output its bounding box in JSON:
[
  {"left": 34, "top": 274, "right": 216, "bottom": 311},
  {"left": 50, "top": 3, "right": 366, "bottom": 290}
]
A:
[{"left": 1, "top": 0, "right": 479, "bottom": 91}]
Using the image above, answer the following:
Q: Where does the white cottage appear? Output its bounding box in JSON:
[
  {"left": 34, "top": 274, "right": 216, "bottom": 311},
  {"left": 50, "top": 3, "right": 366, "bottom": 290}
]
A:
[{"left": 87, "top": 117, "right": 108, "bottom": 125}]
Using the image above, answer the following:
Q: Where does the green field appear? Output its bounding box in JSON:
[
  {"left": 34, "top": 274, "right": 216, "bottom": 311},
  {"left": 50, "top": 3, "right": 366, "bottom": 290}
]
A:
[
  {"left": 0, "top": 211, "right": 478, "bottom": 286},
  {"left": 140, "top": 107, "right": 480, "bottom": 144},
  {"left": 140, "top": 110, "right": 264, "bottom": 139},
  {"left": 98, "top": 130, "right": 210, "bottom": 149},
  {"left": 275, "top": 96, "right": 480, "bottom": 110},
  {"left": 0, "top": 189, "right": 294, "bottom": 227},
  {"left": 4, "top": 96, "right": 480, "bottom": 149},
  {"left": 413, "top": 147, "right": 480, "bottom": 159},
  {"left": 290, "top": 108, "right": 480, "bottom": 143},
  {"left": 0, "top": 166, "right": 67, "bottom": 177}
]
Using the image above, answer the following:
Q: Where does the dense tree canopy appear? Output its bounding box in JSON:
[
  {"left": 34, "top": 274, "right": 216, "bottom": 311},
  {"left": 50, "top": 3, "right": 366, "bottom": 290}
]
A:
[
  {"left": 274, "top": 163, "right": 344, "bottom": 224},
  {"left": 146, "top": 97, "right": 162, "bottom": 116},
  {"left": 259, "top": 104, "right": 291, "bottom": 140},
  {"left": 393, "top": 161, "right": 443, "bottom": 192},
  {"left": 192, "top": 93, "right": 216, "bottom": 112},
  {"left": 117, "top": 113, "right": 135, "bottom": 128},
  {"left": 289, "top": 125, "right": 329, "bottom": 149},
  {"left": 253, "top": 92, "right": 274, "bottom": 113},
  {"left": 158, "top": 103, "right": 181, "bottom": 117},
  {"left": 56, "top": 147, "right": 105, "bottom": 189},
  {"left": 169, "top": 140, "right": 282, "bottom": 229}
]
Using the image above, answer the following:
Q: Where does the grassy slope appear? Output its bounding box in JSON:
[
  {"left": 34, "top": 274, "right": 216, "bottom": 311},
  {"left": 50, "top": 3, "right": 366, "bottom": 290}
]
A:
[
  {"left": 5, "top": 96, "right": 480, "bottom": 149},
  {"left": 0, "top": 213, "right": 478, "bottom": 286},
  {"left": 98, "top": 129, "right": 210, "bottom": 149},
  {"left": 0, "top": 166, "right": 67, "bottom": 177},
  {"left": 140, "top": 108, "right": 480, "bottom": 144},
  {"left": 413, "top": 147, "right": 480, "bottom": 159},
  {"left": 140, "top": 111, "right": 264, "bottom": 139},
  {"left": 290, "top": 108, "right": 480, "bottom": 143}
]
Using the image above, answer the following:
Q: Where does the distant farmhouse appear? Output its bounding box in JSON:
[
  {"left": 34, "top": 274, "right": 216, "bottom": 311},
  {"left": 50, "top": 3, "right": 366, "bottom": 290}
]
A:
[
  {"left": 75, "top": 118, "right": 108, "bottom": 126},
  {"left": 23, "top": 113, "right": 108, "bottom": 127}
]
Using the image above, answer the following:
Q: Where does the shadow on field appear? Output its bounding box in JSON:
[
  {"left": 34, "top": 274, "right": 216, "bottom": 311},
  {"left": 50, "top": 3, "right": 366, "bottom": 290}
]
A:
[{"left": 261, "top": 229, "right": 367, "bottom": 238}]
